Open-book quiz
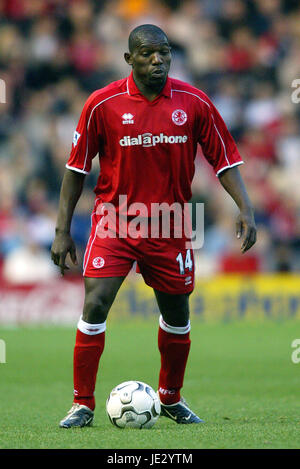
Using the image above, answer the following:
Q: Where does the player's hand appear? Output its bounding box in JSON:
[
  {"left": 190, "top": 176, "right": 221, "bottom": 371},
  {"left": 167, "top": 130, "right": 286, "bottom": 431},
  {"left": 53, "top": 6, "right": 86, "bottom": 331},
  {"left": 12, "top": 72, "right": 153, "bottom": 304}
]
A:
[
  {"left": 51, "top": 231, "right": 78, "bottom": 276},
  {"left": 236, "top": 209, "right": 257, "bottom": 254}
]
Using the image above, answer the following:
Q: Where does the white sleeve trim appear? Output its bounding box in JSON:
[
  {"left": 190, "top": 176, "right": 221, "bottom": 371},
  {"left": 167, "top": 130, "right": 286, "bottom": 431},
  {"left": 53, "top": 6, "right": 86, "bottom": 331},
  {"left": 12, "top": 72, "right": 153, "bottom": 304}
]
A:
[
  {"left": 159, "top": 315, "right": 191, "bottom": 335},
  {"left": 216, "top": 161, "right": 244, "bottom": 177},
  {"left": 66, "top": 164, "right": 89, "bottom": 175}
]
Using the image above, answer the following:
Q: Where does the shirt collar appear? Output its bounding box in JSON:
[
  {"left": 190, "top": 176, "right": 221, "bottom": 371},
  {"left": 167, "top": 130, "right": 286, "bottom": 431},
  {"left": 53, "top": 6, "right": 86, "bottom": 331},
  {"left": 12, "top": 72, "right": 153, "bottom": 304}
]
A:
[{"left": 127, "top": 71, "right": 172, "bottom": 99}]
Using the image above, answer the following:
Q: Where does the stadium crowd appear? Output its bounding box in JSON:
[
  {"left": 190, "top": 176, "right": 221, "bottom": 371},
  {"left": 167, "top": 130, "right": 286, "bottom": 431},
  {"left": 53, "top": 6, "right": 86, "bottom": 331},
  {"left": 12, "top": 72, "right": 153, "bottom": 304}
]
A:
[{"left": 0, "top": 0, "right": 300, "bottom": 283}]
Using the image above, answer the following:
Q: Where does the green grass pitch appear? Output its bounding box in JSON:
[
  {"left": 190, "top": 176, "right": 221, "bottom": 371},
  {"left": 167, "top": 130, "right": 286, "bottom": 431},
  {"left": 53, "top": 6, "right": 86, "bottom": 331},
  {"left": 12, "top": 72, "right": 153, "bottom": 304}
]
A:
[{"left": 0, "top": 318, "right": 299, "bottom": 449}]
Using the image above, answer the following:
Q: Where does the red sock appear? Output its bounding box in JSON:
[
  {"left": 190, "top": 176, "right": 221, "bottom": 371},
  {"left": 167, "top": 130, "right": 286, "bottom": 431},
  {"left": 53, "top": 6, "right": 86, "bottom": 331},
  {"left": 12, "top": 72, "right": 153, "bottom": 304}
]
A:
[
  {"left": 158, "top": 319, "right": 191, "bottom": 405},
  {"left": 73, "top": 325, "right": 105, "bottom": 411}
]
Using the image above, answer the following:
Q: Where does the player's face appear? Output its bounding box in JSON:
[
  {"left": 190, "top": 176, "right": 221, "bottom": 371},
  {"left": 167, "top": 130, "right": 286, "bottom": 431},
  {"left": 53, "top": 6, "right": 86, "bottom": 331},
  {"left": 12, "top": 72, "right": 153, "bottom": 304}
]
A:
[{"left": 127, "top": 36, "right": 171, "bottom": 89}]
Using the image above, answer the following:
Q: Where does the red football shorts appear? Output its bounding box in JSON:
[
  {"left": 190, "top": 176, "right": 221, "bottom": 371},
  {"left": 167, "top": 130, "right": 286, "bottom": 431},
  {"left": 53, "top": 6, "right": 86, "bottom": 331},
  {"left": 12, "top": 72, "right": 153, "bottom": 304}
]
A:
[{"left": 82, "top": 209, "right": 195, "bottom": 295}]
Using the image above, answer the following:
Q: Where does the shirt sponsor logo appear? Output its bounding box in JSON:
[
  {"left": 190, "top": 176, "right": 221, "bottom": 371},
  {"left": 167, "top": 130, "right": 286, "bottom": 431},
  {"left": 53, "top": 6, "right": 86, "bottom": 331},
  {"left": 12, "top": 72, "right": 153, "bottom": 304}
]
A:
[
  {"left": 119, "top": 132, "right": 188, "bottom": 147},
  {"left": 72, "top": 130, "right": 81, "bottom": 146},
  {"left": 122, "top": 113, "right": 134, "bottom": 124},
  {"left": 92, "top": 257, "right": 105, "bottom": 269},
  {"left": 172, "top": 109, "right": 187, "bottom": 126}
]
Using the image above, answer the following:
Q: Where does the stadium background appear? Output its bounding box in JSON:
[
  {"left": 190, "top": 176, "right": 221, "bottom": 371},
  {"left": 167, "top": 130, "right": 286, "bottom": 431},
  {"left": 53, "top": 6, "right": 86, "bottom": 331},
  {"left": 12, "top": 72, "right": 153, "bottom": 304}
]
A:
[{"left": 0, "top": 0, "right": 300, "bottom": 323}]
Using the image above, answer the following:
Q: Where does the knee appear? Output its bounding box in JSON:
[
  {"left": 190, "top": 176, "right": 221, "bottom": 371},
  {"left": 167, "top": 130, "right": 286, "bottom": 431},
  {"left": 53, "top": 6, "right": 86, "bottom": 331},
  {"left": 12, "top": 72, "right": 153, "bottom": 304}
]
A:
[
  {"left": 161, "top": 310, "right": 190, "bottom": 328},
  {"left": 159, "top": 296, "right": 190, "bottom": 327}
]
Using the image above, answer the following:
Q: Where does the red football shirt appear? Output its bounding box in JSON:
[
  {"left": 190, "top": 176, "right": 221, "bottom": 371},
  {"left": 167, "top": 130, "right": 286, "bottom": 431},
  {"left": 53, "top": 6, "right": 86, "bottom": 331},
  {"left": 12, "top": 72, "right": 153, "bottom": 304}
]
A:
[{"left": 67, "top": 71, "right": 243, "bottom": 214}]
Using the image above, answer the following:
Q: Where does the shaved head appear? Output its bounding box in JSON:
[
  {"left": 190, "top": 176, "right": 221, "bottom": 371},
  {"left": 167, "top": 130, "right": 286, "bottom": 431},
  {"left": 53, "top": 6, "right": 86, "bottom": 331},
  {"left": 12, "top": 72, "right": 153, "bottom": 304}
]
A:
[
  {"left": 124, "top": 24, "right": 171, "bottom": 98},
  {"left": 128, "top": 24, "right": 169, "bottom": 53}
]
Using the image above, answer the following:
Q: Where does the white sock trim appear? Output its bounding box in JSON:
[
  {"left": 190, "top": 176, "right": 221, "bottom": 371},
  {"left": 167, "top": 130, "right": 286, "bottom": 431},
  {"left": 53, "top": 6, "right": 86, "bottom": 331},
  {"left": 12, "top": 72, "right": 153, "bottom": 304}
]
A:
[
  {"left": 159, "top": 315, "right": 191, "bottom": 335},
  {"left": 77, "top": 315, "right": 106, "bottom": 335}
]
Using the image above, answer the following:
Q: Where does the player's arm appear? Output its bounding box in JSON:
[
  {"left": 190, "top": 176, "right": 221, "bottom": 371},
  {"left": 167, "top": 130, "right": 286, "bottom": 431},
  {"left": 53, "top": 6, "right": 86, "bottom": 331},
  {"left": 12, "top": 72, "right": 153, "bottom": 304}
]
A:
[
  {"left": 51, "top": 90, "right": 100, "bottom": 275},
  {"left": 218, "top": 166, "right": 256, "bottom": 253},
  {"left": 51, "top": 168, "right": 85, "bottom": 275},
  {"left": 195, "top": 90, "right": 256, "bottom": 253}
]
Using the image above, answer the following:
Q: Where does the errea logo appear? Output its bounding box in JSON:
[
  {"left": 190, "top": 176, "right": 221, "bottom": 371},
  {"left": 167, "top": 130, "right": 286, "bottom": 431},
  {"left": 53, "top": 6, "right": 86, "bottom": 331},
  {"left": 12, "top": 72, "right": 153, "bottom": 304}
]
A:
[{"left": 122, "top": 113, "right": 134, "bottom": 124}]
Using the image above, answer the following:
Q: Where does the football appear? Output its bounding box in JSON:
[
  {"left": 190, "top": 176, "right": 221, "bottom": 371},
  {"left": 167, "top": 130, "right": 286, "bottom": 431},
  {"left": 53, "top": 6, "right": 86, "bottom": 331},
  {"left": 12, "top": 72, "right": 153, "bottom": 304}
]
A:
[{"left": 106, "top": 380, "right": 161, "bottom": 429}]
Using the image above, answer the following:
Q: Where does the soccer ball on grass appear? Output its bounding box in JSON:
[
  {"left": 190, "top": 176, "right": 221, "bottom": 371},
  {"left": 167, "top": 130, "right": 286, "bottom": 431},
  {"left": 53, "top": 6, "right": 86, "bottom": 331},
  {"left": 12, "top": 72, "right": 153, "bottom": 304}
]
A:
[{"left": 106, "top": 380, "right": 161, "bottom": 429}]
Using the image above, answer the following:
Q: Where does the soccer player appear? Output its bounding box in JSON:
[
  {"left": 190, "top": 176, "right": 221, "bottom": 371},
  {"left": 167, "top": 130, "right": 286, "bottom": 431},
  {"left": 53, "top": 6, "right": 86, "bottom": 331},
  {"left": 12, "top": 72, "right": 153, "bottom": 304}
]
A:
[{"left": 51, "top": 24, "right": 256, "bottom": 428}]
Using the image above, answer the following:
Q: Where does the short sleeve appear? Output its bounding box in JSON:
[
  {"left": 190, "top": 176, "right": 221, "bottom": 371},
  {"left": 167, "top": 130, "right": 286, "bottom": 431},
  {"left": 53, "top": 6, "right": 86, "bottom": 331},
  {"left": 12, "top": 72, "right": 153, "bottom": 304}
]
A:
[
  {"left": 66, "top": 95, "right": 100, "bottom": 174},
  {"left": 197, "top": 93, "right": 243, "bottom": 176}
]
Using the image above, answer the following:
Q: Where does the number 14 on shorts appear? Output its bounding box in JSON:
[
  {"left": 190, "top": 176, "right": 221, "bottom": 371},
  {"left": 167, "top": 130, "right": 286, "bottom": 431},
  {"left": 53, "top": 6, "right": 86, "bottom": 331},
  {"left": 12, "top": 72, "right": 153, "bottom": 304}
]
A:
[{"left": 176, "top": 249, "right": 193, "bottom": 275}]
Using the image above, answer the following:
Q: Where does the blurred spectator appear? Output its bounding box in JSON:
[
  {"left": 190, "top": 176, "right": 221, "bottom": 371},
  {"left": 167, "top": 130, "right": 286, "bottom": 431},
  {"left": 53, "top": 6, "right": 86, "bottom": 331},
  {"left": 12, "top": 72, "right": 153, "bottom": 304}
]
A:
[
  {"left": 244, "top": 81, "right": 281, "bottom": 129},
  {"left": 212, "top": 76, "right": 243, "bottom": 137},
  {"left": 3, "top": 242, "right": 58, "bottom": 284},
  {"left": 225, "top": 27, "right": 256, "bottom": 73}
]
